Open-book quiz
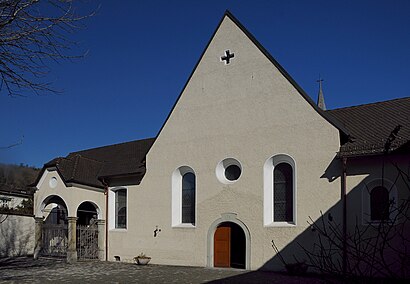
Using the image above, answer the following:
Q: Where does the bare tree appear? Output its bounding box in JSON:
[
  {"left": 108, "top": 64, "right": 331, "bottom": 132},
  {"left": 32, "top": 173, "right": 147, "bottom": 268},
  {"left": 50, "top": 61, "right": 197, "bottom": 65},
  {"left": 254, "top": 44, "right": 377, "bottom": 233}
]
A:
[
  {"left": 0, "top": 0, "right": 96, "bottom": 97},
  {"left": 301, "top": 127, "right": 410, "bottom": 280}
]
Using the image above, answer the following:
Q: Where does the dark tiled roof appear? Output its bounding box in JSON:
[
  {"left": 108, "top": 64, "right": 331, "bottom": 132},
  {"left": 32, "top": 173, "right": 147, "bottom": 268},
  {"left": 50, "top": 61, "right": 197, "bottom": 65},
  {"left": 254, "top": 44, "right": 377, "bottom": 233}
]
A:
[
  {"left": 37, "top": 138, "right": 155, "bottom": 188},
  {"left": 327, "top": 97, "right": 410, "bottom": 157}
]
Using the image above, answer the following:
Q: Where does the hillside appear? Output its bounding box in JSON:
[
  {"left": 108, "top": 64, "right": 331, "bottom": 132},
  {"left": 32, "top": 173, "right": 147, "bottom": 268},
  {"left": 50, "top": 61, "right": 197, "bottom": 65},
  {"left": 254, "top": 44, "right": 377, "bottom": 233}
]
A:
[{"left": 0, "top": 163, "right": 40, "bottom": 195}]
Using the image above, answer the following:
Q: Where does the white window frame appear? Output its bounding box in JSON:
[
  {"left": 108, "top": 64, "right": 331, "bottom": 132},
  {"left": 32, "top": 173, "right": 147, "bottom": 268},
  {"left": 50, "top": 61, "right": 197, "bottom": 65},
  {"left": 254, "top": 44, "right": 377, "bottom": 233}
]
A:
[
  {"left": 109, "top": 187, "right": 128, "bottom": 230},
  {"left": 362, "top": 178, "right": 398, "bottom": 224},
  {"left": 264, "top": 154, "right": 297, "bottom": 227},
  {"left": 172, "top": 166, "right": 196, "bottom": 228}
]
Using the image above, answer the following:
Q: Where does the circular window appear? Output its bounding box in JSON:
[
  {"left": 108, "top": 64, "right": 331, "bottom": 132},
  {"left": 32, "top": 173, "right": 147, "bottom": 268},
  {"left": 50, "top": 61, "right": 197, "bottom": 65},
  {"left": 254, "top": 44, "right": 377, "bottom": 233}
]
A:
[
  {"left": 49, "top": 177, "right": 57, "bottom": 188},
  {"left": 216, "top": 158, "right": 242, "bottom": 184},
  {"left": 225, "top": 165, "right": 241, "bottom": 181}
]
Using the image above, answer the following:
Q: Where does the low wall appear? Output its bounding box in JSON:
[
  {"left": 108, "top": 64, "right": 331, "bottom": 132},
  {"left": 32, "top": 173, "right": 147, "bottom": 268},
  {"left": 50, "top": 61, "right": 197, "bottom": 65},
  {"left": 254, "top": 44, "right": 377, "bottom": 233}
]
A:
[{"left": 0, "top": 214, "right": 34, "bottom": 257}]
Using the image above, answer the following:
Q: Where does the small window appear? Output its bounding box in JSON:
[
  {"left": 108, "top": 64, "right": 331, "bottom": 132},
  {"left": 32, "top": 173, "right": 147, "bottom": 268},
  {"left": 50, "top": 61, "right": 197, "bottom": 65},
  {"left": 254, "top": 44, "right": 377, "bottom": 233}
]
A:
[
  {"left": 274, "top": 163, "right": 293, "bottom": 222},
  {"left": 362, "top": 179, "right": 398, "bottom": 224},
  {"left": 182, "top": 172, "right": 196, "bottom": 224},
  {"left": 225, "top": 165, "right": 241, "bottom": 181},
  {"left": 216, "top": 158, "right": 242, "bottom": 184},
  {"left": 115, "top": 189, "right": 127, "bottom": 228},
  {"left": 370, "top": 186, "right": 389, "bottom": 221}
]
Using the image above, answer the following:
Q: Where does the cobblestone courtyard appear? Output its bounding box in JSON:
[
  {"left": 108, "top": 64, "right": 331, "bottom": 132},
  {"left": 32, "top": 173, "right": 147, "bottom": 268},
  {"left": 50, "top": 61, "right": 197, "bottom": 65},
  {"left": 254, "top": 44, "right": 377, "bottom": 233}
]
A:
[{"left": 0, "top": 257, "right": 330, "bottom": 283}]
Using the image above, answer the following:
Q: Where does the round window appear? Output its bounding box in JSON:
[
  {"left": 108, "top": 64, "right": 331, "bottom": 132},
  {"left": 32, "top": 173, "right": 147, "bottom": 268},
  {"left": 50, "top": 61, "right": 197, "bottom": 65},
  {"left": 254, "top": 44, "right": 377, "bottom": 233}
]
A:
[
  {"left": 49, "top": 177, "right": 57, "bottom": 188},
  {"left": 225, "top": 164, "right": 241, "bottom": 181},
  {"left": 216, "top": 158, "right": 242, "bottom": 184}
]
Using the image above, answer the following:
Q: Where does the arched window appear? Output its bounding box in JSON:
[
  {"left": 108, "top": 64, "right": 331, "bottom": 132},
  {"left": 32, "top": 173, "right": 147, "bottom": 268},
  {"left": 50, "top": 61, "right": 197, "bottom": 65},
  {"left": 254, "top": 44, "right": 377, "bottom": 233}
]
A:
[
  {"left": 172, "top": 166, "right": 196, "bottom": 227},
  {"left": 264, "top": 154, "right": 296, "bottom": 226},
  {"left": 274, "top": 163, "right": 293, "bottom": 222},
  {"left": 362, "top": 179, "right": 397, "bottom": 224},
  {"left": 115, "top": 189, "right": 127, "bottom": 229},
  {"left": 182, "top": 172, "right": 195, "bottom": 224},
  {"left": 370, "top": 186, "right": 389, "bottom": 221}
]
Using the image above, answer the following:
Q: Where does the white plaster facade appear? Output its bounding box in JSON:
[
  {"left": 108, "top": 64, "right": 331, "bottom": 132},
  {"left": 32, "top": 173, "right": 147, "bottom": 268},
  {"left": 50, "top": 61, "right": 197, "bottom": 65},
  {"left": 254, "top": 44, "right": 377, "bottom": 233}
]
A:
[{"left": 106, "top": 14, "right": 341, "bottom": 270}]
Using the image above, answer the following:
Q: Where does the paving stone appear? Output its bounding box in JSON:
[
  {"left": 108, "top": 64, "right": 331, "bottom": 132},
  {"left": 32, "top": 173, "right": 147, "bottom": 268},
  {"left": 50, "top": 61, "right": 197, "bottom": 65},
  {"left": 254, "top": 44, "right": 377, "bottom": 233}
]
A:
[{"left": 0, "top": 257, "right": 332, "bottom": 283}]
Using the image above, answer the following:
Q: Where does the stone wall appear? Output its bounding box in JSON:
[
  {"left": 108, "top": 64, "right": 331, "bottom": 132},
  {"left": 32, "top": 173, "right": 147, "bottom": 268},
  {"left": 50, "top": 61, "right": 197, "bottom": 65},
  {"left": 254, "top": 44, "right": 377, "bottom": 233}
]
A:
[{"left": 0, "top": 214, "right": 34, "bottom": 257}]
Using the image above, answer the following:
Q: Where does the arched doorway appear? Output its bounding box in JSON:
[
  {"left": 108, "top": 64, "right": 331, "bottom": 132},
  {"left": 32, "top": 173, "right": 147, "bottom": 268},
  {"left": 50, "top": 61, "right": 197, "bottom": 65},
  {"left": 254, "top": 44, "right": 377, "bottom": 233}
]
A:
[
  {"left": 77, "top": 201, "right": 98, "bottom": 226},
  {"left": 39, "top": 195, "right": 69, "bottom": 257},
  {"left": 207, "top": 213, "right": 250, "bottom": 269},
  {"left": 76, "top": 201, "right": 100, "bottom": 260},
  {"left": 214, "top": 222, "right": 246, "bottom": 269}
]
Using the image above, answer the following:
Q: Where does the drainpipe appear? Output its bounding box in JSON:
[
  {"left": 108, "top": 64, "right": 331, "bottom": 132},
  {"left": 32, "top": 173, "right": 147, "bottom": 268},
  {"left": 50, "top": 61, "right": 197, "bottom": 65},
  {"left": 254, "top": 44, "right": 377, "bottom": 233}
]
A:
[
  {"left": 102, "top": 178, "right": 109, "bottom": 261},
  {"left": 341, "top": 157, "right": 347, "bottom": 276}
]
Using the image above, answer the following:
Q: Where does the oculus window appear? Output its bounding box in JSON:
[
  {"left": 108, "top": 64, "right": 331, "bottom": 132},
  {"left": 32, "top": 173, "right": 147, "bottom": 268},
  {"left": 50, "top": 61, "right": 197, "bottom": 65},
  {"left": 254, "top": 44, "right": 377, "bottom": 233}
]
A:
[{"left": 216, "top": 158, "right": 242, "bottom": 184}]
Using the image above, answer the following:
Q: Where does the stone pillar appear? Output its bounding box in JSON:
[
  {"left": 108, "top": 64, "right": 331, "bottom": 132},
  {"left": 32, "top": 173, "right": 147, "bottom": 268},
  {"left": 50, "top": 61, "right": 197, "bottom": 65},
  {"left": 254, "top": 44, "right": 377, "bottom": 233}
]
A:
[
  {"left": 97, "top": 219, "right": 106, "bottom": 261},
  {"left": 67, "top": 217, "right": 77, "bottom": 263},
  {"left": 33, "top": 217, "right": 44, "bottom": 260}
]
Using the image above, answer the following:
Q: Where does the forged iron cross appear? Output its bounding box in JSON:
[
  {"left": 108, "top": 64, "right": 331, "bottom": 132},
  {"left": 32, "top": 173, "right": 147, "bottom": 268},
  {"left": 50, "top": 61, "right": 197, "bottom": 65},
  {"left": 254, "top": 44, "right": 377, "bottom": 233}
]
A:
[{"left": 221, "top": 50, "right": 235, "bottom": 64}]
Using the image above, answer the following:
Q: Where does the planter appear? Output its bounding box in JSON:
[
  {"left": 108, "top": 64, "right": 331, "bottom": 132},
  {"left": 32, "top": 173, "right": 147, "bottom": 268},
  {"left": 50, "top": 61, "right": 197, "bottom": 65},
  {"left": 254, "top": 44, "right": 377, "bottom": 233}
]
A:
[{"left": 135, "top": 257, "right": 151, "bottom": 265}]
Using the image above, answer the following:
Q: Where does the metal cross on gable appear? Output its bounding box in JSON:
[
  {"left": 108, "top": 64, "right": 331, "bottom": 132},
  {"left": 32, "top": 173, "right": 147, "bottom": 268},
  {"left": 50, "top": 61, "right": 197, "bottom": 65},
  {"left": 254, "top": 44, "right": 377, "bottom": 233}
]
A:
[{"left": 221, "top": 50, "right": 235, "bottom": 64}]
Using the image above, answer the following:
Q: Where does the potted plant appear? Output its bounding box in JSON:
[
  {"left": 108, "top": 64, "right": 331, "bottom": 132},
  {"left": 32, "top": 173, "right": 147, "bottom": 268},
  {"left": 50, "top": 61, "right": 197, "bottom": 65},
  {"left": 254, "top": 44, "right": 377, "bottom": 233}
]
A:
[{"left": 134, "top": 253, "right": 151, "bottom": 265}]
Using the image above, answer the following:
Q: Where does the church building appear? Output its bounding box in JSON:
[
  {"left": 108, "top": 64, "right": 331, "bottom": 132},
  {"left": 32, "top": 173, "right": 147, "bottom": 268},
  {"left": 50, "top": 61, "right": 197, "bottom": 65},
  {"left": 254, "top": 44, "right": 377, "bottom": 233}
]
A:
[{"left": 33, "top": 11, "right": 409, "bottom": 274}]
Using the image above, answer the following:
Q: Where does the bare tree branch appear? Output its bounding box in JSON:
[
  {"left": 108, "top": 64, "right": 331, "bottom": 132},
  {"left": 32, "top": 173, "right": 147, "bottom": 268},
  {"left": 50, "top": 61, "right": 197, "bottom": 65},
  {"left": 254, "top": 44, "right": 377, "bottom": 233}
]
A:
[
  {"left": 0, "top": 0, "right": 97, "bottom": 97},
  {"left": 0, "top": 135, "right": 23, "bottom": 149}
]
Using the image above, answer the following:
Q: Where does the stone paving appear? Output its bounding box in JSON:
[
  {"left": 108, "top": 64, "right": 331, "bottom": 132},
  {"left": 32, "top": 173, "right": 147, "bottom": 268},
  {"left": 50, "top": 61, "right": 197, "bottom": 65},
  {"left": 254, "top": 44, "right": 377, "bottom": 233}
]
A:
[{"left": 0, "top": 257, "right": 333, "bottom": 283}]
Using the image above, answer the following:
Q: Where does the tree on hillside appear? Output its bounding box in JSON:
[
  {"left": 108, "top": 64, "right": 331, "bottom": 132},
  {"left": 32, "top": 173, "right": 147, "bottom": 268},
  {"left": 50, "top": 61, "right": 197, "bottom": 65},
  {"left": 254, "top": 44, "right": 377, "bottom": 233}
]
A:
[{"left": 0, "top": 0, "right": 96, "bottom": 97}]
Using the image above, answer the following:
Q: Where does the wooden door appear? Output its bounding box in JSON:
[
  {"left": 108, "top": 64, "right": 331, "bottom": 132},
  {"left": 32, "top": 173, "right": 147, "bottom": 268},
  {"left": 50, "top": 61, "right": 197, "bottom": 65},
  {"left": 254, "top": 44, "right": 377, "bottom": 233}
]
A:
[{"left": 214, "top": 225, "right": 231, "bottom": 267}]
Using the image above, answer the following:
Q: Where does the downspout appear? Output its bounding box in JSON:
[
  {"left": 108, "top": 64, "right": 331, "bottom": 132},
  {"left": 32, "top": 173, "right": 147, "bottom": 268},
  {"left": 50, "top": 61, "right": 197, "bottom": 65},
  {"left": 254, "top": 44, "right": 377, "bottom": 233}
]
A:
[
  {"left": 341, "top": 157, "right": 347, "bottom": 276},
  {"left": 102, "top": 178, "right": 109, "bottom": 261}
]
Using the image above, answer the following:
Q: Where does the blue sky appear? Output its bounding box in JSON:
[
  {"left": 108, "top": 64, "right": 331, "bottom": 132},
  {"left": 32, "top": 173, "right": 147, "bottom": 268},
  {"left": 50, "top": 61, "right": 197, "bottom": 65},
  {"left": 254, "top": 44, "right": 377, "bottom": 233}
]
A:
[{"left": 0, "top": 0, "right": 409, "bottom": 168}]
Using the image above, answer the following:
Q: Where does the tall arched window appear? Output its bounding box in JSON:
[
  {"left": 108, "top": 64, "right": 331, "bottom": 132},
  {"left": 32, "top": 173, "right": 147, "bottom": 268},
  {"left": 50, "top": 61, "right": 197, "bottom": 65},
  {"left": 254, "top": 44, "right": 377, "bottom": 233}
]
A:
[
  {"left": 182, "top": 172, "right": 195, "bottom": 224},
  {"left": 172, "top": 166, "right": 196, "bottom": 227},
  {"left": 274, "top": 163, "right": 293, "bottom": 222},
  {"left": 264, "top": 154, "right": 296, "bottom": 226},
  {"left": 370, "top": 186, "right": 389, "bottom": 221},
  {"left": 115, "top": 189, "right": 127, "bottom": 229}
]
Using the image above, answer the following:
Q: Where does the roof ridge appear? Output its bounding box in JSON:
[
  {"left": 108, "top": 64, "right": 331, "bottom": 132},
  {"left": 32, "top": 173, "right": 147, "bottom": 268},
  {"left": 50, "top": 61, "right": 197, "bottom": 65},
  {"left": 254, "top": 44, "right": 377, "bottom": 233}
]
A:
[
  {"left": 69, "top": 137, "right": 156, "bottom": 155},
  {"left": 72, "top": 154, "right": 106, "bottom": 164},
  {"left": 328, "top": 97, "right": 410, "bottom": 112}
]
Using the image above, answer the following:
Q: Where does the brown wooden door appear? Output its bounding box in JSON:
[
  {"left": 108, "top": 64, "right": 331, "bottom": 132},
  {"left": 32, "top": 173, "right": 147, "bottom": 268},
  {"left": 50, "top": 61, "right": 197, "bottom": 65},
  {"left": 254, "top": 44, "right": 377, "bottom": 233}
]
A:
[{"left": 214, "top": 225, "right": 231, "bottom": 267}]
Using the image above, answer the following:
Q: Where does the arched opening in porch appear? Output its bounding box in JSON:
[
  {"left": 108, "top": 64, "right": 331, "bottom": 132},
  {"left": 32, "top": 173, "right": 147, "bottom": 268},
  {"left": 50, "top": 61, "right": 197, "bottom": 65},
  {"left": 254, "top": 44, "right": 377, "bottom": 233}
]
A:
[
  {"left": 76, "top": 201, "right": 99, "bottom": 226},
  {"left": 37, "top": 195, "right": 69, "bottom": 258}
]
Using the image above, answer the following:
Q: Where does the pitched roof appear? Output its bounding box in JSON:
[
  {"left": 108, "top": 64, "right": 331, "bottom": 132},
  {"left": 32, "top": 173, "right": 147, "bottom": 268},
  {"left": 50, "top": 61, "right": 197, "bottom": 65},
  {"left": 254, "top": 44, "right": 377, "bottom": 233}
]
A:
[
  {"left": 327, "top": 97, "right": 410, "bottom": 157},
  {"left": 36, "top": 138, "right": 155, "bottom": 188}
]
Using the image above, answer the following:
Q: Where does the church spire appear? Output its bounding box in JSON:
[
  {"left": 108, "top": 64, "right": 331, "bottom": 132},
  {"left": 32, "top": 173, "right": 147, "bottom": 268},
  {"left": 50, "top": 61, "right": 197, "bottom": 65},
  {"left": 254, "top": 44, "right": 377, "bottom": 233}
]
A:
[{"left": 316, "top": 75, "right": 326, "bottom": 110}]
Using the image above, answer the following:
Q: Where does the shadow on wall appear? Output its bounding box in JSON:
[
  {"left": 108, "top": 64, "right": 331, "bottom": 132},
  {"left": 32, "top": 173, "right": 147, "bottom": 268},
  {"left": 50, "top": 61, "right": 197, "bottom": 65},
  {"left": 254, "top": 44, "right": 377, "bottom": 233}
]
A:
[
  {"left": 0, "top": 214, "right": 34, "bottom": 257},
  {"left": 212, "top": 154, "right": 410, "bottom": 282}
]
